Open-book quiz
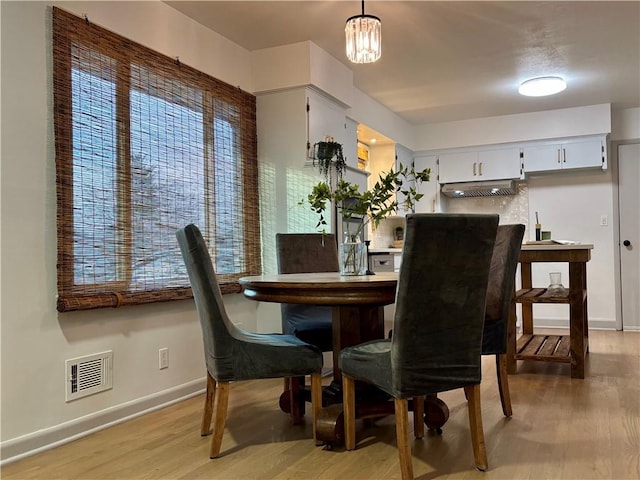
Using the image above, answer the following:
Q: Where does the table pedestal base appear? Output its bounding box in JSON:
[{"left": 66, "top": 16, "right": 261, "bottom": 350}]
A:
[{"left": 313, "top": 396, "right": 450, "bottom": 446}]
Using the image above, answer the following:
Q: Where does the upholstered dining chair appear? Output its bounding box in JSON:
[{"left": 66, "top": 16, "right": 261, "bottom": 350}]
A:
[
  {"left": 276, "top": 233, "right": 338, "bottom": 417},
  {"left": 482, "top": 224, "right": 525, "bottom": 417},
  {"left": 176, "top": 224, "right": 323, "bottom": 459},
  {"left": 276, "top": 233, "right": 338, "bottom": 353},
  {"left": 339, "top": 213, "right": 499, "bottom": 480}
]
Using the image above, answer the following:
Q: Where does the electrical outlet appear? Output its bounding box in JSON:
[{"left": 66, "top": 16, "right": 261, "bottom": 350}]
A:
[
  {"left": 600, "top": 215, "right": 608, "bottom": 227},
  {"left": 159, "top": 348, "right": 169, "bottom": 369}
]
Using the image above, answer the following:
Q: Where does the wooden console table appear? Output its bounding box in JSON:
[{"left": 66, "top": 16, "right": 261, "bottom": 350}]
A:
[{"left": 507, "top": 243, "right": 593, "bottom": 379}]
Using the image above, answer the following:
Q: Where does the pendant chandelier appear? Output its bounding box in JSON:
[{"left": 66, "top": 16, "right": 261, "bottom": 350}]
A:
[{"left": 345, "top": 0, "right": 381, "bottom": 64}]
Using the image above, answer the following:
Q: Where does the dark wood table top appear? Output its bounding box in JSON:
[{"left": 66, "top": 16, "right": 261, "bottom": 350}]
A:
[{"left": 239, "top": 272, "right": 398, "bottom": 306}]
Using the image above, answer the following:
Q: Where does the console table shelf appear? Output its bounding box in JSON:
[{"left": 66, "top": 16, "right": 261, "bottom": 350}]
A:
[
  {"left": 515, "top": 287, "right": 588, "bottom": 304},
  {"left": 515, "top": 333, "right": 571, "bottom": 363},
  {"left": 507, "top": 243, "right": 593, "bottom": 379}
]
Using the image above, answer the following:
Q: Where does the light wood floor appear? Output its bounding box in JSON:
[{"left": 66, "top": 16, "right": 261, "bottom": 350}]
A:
[{"left": 3, "top": 330, "right": 639, "bottom": 480}]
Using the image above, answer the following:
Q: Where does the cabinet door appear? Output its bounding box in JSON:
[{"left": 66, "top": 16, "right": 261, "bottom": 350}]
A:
[
  {"left": 477, "top": 148, "right": 522, "bottom": 180},
  {"left": 523, "top": 144, "right": 562, "bottom": 172},
  {"left": 395, "top": 144, "right": 414, "bottom": 216},
  {"left": 343, "top": 118, "right": 359, "bottom": 170},
  {"left": 438, "top": 151, "right": 479, "bottom": 183},
  {"left": 562, "top": 139, "right": 604, "bottom": 169},
  {"left": 413, "top": 154, "right": 439, "bottom": 213},
  {"left": 307, "top": 88, "right": 348, "bottom": 149}
]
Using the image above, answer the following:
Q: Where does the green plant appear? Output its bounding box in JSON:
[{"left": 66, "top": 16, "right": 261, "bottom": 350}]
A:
[
  {"left": 311, "top": 139, "right": 346, "bottom": 180},
  {"left": 303, "top": 163, "right": 431, "bottom": 241}
]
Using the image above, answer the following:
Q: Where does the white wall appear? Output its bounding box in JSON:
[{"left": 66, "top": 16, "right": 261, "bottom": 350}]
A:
[
  {"left": 413, "top": 103, "right": 611, "bottom": 151},
  {"left": 611, "top": 107, "right": 640, "bottom": 141},
  {"left": 0, "top": 0, "right": 258, "bottom": 462}
]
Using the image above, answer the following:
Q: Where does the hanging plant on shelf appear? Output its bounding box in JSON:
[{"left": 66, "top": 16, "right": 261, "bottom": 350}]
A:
[{"left": 311, "top": 136, "right": 347, "bottom": 182}]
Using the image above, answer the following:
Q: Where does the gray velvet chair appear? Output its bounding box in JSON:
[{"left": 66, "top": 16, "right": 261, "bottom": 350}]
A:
[
  {"left": 339, "top": 213, "right": 499, "bottom": 479},
  {"left": 276, "top": 233, "right": 338, "bottom": 353},
  {"left": 176, "top": 224, "right": 323, "bottom": 458},
  {"left": 482, "top": 224, "right": 525, "bottom": 417},
  {"left": 276, "top": 233, "right": 338, "bottom": 415}
]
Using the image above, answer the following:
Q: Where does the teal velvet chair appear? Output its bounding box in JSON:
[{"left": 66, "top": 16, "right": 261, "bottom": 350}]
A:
[
  {"left": 482, "top": 224, "right": 525, "bottom": 417},
  {"left": 339, "top": 213, "right": 498, "bottom": 479},
  {"left": 276, "top": 233, "right": 338, "bottom": 414},
  {"left": 176, "top": 224, "right": 323, "bottom": 458},
  {"left": 276, "top": 233, "right": 338, "bottom": 352}
]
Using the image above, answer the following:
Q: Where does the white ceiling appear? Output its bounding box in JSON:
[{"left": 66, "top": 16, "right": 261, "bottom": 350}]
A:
[{"left": 165, "top": 1, "right": 639, "bottom": 133}]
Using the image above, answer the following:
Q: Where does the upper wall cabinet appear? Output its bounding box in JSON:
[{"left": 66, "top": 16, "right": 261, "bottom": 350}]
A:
[
  {"left": 523, "top": 135, "right": 608, "bottom": 173},
  {"left": 413, "top": 154, "right": 439, "bottom": 213},
  {"left": 257, "top": 86, "right": 352, "bottom": 171},
  {"left": 395, "top": 144, "right": 414, "bottom": 216},
  {"left": 438, "top": 147, "right": 522, "bottom": 184},
  {"left": 307, "top": 88, "right": 350, "bottom": 157}
]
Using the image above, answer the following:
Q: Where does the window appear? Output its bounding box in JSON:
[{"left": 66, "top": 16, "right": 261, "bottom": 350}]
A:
[{"left": 53, "top": 8, "right": 260, "bottom": 312}]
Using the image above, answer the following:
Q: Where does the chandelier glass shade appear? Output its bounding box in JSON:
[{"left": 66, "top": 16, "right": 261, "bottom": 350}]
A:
[{"left": 345, "top": 1, "right": 381, "bottom": 64}]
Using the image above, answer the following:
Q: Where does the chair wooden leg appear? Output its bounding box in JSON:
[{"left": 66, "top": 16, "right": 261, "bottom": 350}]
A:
[
  {"left": 290, "top": 376, "right": 305, "bottom": 424},
  {"left": 209, "top": 381, "right": 230, "bottom": 459},
  {"left": 201, "top": 373, "right": 216, "bottom": 436},
  {"left": 394, "top": 398, "right": 414, "bottom": 480},
  {"left": 342, "top": 374, "right": 356, "bottom": 450},
  {"left": 310, "top": 372, "right": 322, "bottom": 445},
  {"left": 464, "top": 384, "right": 488, "bottom": 471},
  {"left": 283, "top": 377, "right": 290, "bottom": 395},
  {"left": 412, "top": 396, "right": 425, "bottom": 439},
  {"left": 496, "top": 354, "right": 513, "bottom": 417}
]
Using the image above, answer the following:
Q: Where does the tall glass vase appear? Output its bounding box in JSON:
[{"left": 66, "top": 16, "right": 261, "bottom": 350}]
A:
[{"left": 339, "top": 241, "right": 367, "bottom": 276}]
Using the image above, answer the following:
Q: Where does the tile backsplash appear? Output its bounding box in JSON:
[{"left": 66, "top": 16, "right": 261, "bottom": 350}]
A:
[{"left": 444, "top": 182, "right": 529, "bottom": 229}]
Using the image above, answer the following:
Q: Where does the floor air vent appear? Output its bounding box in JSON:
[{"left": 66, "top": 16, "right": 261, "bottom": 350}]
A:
[{"left": 65, "top": 351, "right": 113, "bottom": 402}]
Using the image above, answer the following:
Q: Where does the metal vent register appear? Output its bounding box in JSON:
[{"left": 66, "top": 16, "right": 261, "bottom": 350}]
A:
[
  {"left": 65, "top": 351, "right": 113, "bottom": 401},
  {"left": 441, "top": 180, "right": 517, "bottom": 198}
]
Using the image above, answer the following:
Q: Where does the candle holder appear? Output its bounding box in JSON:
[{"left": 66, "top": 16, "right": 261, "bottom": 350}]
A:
[{"left": 365, "top": 240, "right": 375, "bottom": 275}]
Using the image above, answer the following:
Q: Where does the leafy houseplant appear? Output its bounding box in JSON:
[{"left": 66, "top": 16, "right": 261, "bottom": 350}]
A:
[
  {"left": 303, "top": 163, "right": 431, "bottom": 275},
  {"left": 311, "top": 137, "right": 346, "bottom": 182}
]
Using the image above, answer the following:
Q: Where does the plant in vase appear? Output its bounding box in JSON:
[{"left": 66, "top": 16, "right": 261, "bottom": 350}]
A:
[{"left": 302, "top": 163, "right": 431, "bottom": 275}]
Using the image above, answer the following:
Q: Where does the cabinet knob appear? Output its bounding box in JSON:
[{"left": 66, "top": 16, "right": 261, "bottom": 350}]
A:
[{"left": 623, "top": 240, "right": 631, "bottom": 247}]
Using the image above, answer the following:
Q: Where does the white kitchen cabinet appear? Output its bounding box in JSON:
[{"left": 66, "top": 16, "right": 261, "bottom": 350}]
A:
[
  {"left": 344, "top": 118, "right": 359, "bottom": 170},
  {"left": 477, "top": 147, "right": 523, "bottom": 180},
  {"left": 437, "top": 151, "right": 478, "bottom": 184},
  {"left": 257, "top": 86, "right": 354, "bottom": 238},
  {"left": 257, "top": 86, "right": 351, "bottom": 170},
  {"left": 395, "top": 144, "right": 414, "bottom": 216},
  {"left": 413, "top": 154, "right": 439, "bottom": 213},
  {"left": 523, "top": 136, "right": 607, "bottom": 173},
  {"left": 438, "top": 147, "right": 522, "bottom": 184}
]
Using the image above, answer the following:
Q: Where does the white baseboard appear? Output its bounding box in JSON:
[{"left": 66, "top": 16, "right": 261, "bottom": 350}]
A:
[
  {"left": 0, "top": 378, "right": 206, "bottom": 465},
  {"left": 525, "top": 317, "right": 618, "bottom": 331}
]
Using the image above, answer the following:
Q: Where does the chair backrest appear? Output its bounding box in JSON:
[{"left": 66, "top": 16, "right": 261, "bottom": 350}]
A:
[
  {"left": 482, "top": 224, "right": 525, "bottom": 353},
  {"left": 391, "top": 213, "right": 499, "bottom": 396},
  {"left": 276, "top": 233, "right": 339, "bottom": 274},
  {"left": 276, "top": 233, "right": 338, "bottom": 350},
  {"left": 176, "top": 224, "right": 238, "bottom": 380}
]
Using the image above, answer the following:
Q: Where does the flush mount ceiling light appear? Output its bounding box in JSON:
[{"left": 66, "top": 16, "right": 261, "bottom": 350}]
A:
[
  {"left": 345, "top": 0, "right": 381, "bottom": 64},
  {"left": 518, "top": 76, "right": 567, "bottom": 97}
]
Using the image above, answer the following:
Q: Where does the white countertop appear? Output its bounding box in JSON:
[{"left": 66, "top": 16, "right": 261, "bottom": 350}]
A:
[
  {"left": 370, "top": 243, "right": 593, "bottom": 254},
  {"left": 369, "top": 248, "right": 402, "bottom": 254},
  {"left": 522, "top": 242, "right": 593, "bottom": 250}
]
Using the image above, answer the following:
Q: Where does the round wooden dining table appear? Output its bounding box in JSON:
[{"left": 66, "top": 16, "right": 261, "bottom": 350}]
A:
[
  {"left": 240, "top": 271, "right": 398, "bottom": 384},
  {"left": 239, "top": 271, "right": 450, "bottom": 444}
]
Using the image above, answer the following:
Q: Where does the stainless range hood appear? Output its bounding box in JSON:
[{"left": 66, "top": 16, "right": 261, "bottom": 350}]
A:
[{"left": 441, "top": 179, "right": 517, "bottom": 198}]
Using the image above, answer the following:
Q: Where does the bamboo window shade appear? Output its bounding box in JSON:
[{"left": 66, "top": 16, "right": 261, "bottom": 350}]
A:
[{"left": 53, "top": 7, "right": 260, "bottom": 312}]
